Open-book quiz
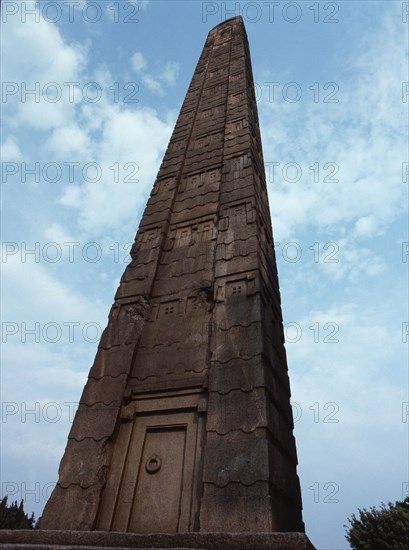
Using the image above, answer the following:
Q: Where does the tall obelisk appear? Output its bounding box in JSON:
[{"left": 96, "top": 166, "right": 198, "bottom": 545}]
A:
[{"left": 41, "top": 16, "right": 306, "bottom": 536}]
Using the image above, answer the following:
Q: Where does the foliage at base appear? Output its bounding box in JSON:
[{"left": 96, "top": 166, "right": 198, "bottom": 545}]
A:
[
  {"left": 345, "top": 497, "right": 409, "bottom": 549},
  {"left": 0, "top": 497, "right": 37, "bottom": 529}
]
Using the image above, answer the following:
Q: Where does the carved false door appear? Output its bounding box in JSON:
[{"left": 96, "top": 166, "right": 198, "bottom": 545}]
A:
[
  {"left": 129, "top": 426, "right": 187, "bottom": 532},
  {"left": 96, "top": 397, "right": 205, "bottom": 533}
]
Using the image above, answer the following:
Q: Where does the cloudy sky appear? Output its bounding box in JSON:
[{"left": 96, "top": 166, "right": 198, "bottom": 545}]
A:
[{"left": 1, "top": 1, "right": 408, "bottom": 548}]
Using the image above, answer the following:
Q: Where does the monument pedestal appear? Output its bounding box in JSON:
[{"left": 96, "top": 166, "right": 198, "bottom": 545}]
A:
[{"left": 0, "top": 530, "right": 315, "bottom": 549}]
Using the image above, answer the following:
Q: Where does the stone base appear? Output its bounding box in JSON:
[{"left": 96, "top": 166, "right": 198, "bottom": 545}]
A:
[{"left": 0, "top": 530, "right": 316, "bottom": 549}]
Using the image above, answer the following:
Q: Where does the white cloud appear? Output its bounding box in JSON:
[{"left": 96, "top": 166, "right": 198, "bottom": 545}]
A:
[
  {"left": 2, "top": 253, "right": 104, "bottom": 324},
  {"left": 160, "top": 61, "right": 180, "bottom": 86},
  {"left": 130, "top": 52, "right": 180, "bottom": 95},
  {"left": 140, "top": 63, "right": 180, "bottom": 95},
  {"left": 43, "top": 223, "right": 75, "bottom": 244},
  {"left": 58, "top": 185, "right": 82, "bottom": 208},
  {"left": 57, "top": 103, "right": 173, "bottom": 236},
  {"left": 354, "top": 216, "right": 380, "bottom": 238},
  {"left": 1, "top": 137, "right": 22, "bottom": 162},
  {"left": 2, "top": 4, "right": 85, "bottom": 83},
  {"left": 258, "top": 8, "right": 407, "bottom": 243},
  {"left": 289, "top": 310, "right": 406, "bottom": 501},
  {"left": 2, "top": 5, "right": 175, "bottom": 241},
  {"left": 142, "top": 74, "right": 164, "bottom": 95},
  {"left": 130, "top": 51, "right": 147, "bottom": 73},
  {"left": 47, "top": 124, "right": 91, "bottom": 158},
  {"left": 2, "top": 3, "right": 86, "bottom": 132},
  {"left": 309, "top": 238, "right": 387, "bottom": 282}
]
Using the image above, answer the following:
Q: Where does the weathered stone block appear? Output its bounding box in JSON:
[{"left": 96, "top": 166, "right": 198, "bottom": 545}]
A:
[
  {"left": 203, "top": 430, "right": 270, "bottom": 486},
  {"left": 99, "top": 319, "right": 144, "bottom": 348},
  {"left": 130, "top": 346, "right": 208, "bottom": 382},
  {"left": 89, "top": 345, "right": 136, "bottom": 379},
  {"left": 200, "top": 492, "right": 275, "bottom": 532},
  {"left": 207, "top": 387, "right": 268, "bottom": 434},
  {"left": 58, "top": 438, "right": 111, "bottom": 488},
  {"left": 68, "top": 402, "right": 120, "bottom": 441},
  {"left": 40, "top": 485, "right": 101, "bottom": 530},
  {"left": 80, "top": 374, "right": 128, "bottom": 406}
]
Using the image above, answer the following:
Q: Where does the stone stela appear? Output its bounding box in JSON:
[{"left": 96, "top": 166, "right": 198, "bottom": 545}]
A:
[{"left": 38, "top": 16, "right": 315, "bottom": 549}]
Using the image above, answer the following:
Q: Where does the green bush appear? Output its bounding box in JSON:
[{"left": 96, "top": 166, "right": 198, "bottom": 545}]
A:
[
  {"left": 0, "top": 496, "right": 36, "bottom": 529},
  {"left": 345, "top": 497, "right": 409, "bottom": 549}
]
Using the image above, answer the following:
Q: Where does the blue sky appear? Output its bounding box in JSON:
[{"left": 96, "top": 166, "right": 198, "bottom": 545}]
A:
[{"left": 1, "top": 1, "right": 408, "bottom": 548}]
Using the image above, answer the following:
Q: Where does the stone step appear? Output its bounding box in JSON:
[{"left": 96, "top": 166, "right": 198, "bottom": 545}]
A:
[
  {"left": 0, "top": 531, "right": 315, "bottom": 550},
  {"left": 0, "top": 546, "right": 197, "bottom": 550},
  {"left": 0, "top": 546, "right": 199, "bottom": 550}
]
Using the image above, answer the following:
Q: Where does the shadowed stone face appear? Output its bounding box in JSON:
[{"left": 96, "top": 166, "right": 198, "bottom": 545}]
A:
[{"left": 40, "top": 16, "right": 305, "bottom": 535}]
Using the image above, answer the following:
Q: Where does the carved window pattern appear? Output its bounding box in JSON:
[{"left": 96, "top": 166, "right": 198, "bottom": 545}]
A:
[
  {"left": 187, "top": 172, "right": 202, "bottom": 189},
  {"left": 197, "top": 105, "right": 224, "bottom": 120},
  {"left": 229, "top": 154, "right": 250, "bottom": 177},
  {"left": 183, "top": 169, "right": 220, "bottom": 191},
  {"left": 234, "top": 156, "right": 245, "bottom": 171},
  {"left": 229, "top": 72, "right": 241, "bottom": 82},
  {"left": 153, "top": 178, "right": 174, "bottom": 196},
  {"left": 139, "top": 229, "right": 160, "bottom": 249},
  {"left": 227, "top": 119, "right": 245, "bottom": 134},
  {"left": 198, "top": 108, "right": 213, "bottom": 120},
  {"left": 188, "top": 174, "right": 202, "bottom": 189},
  {"left": 179, "top": 110, "right": 193, "bottom": 124},
  {"left": 170, "top": 139, "right": 186, "bottom": 153},
  {"left": 227, "top": 203, "right": 247, "bottom": 225},
  {"left": 198, "top": 221, "right": 214, "bottom": 241},
  {"left": 208, "top": 67, "right": 227, "bottom": 79},
  {"left": 207, "top": 170, "right": 219, "bottom": 184},
  {"left": 226, "top": 279, "right": 247, "bottom": 298},
  {"left": 231, "top": 204, "right": 246, "bottom": 218},
  {"left": 191, "top": 132, "right": 223, "bottom": 150},
  {"left": 146, "top": 232, "right": 156, "bottom": 243},
  {"left": 175, "top": 227, "right": 192, "bottom": 247},
  {"left": 193, "top": 137, "right": 206, "bottom": 149},
  {"left": 158, "top": 300, "right": 179, "bottom": 318},
  {"left": 202, "top": 85, "right": 226, "bottom": 101},
  {"left": 210, "top": 132, "right": 223, "bottom": 145},
  {"left": 228, "top": 92, "right": 244, "bottom": 105},
  {"left": 161, "top": 178, "right": 175, "bottom": 192}
]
